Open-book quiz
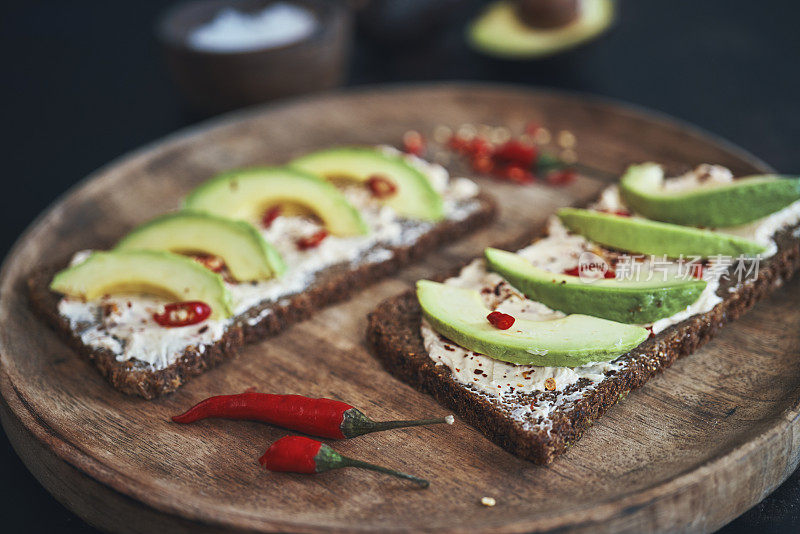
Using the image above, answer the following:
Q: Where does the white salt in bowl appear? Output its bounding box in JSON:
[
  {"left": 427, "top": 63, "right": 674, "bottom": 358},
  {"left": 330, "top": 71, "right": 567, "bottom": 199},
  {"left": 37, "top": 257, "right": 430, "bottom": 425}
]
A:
[{"left": 157, "top": 0, "right": 352, "bottom": 115}]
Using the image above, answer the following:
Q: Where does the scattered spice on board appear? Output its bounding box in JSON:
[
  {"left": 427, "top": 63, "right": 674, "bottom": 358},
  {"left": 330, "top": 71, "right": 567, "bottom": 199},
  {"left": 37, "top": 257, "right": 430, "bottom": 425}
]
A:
[{"left": 402, "top": 121, "right": 577, "bottom": 186}]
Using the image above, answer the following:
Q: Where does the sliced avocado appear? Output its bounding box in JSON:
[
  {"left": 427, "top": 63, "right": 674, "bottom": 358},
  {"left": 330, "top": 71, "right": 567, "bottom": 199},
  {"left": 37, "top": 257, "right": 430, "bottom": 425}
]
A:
[
  {"left": 558, "top": 208, "right": 766, "bottom": 258},
  {"left": 619, "top": 163, "right": 800, "bottom": 227},
  {"left": 468, "top": 0, "right": 614, "bottom": 59},
  {"left": 485, "top": 247, "right": 707, "bottom": 324},
  {"left": 290, "top": 147, "right": 445, "bottom": 221},
  {"left": 184, "top": 167, "right": 368, "bottom": 236},
  {"left": 51, "top": 250, "right": 233, "bottom": 319},
  {"left": 115, "top": 211, "right": 285, "bottom": 282},
  {"left": 417, "top": 280, "right": 648, "bottom": 367}
]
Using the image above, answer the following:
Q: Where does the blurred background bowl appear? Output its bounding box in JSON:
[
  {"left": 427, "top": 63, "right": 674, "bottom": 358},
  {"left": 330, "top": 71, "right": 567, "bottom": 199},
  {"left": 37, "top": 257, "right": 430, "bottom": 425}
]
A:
[{"left": 157, "top": 0, "right": 352, "bottom": 115}]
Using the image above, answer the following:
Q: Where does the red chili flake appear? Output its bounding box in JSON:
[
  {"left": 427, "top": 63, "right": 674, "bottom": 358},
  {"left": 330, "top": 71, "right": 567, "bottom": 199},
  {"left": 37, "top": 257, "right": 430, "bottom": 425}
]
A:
[
  {"left": 402, "top": 130, "right": 425, "bottom": 156},
  {"left": 447, "top": 134, "right": 469, "bottom": 153},
  {"left": 192, "top": 253, "right": 225, "bottom": 273},
  {"left": 547, "top": 169, "right": 577, "bottom": 186},
  {"left": 487, "top": 311, "right": 515, "bottom": 330},
  {"left": 502, "top": 165, "right": 536, "bottom": 184},
  {"left": 645, "top": 326, "right": 655, "bottom": 339},
  {"left": 153, "top": 301, "right": 211, "bottom": 328},
  {"left": 467, "top": 136, "right": 492, "bottom": 157},
  {"left": 613, "top": 209, "right": 631, "bottom": 217},
  {"left": 603, "top": 269, "right": 617, "bottom": 279},
  {"left": 493, "top": 140, "right": 537, "bottom": 168},
  {"left": 691, "top": 264, "right": 704, "bottom": 279},
  {"left": 472, "top": 155, "right": 494, "bottom": 174},
  {"left": 296, "top": 230, "right": 328, "bottom": 250},
  {"left": 262, "top": 206, "right": 282, "bottom": 228},
  {"left": 366, "top": 175, "right": 398, "bottom": 198}
]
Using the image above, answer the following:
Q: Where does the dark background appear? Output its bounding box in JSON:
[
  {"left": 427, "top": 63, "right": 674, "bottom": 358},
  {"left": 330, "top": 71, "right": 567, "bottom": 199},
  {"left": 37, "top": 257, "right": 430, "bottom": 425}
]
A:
[{"left": 1, "top": 0, "right": 799, "bottom": 531}]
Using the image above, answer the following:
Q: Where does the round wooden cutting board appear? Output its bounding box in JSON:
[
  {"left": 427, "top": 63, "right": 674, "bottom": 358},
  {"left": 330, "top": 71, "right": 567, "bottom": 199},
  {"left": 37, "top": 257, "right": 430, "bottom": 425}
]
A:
[{"left": 1, "top": 84, "right": 798, "bottom": 533}]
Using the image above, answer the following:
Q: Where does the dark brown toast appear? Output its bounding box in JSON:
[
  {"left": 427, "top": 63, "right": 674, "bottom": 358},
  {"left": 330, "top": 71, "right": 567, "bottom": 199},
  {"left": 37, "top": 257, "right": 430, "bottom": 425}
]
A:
[
  {"left": 366, "top": 224, "right": 800, "bottom": 464},
  {"left": 28, "top": 193, "right": 496, "bottom": 399}
]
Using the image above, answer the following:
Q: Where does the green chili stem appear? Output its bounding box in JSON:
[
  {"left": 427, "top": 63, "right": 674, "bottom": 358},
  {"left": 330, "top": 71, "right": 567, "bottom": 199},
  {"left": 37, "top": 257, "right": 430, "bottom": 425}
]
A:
[
  {"left": 366, "top": 417, "right": 451, "bottom": 433},
  {"left": 340, "top": 457, "right": 429, "bottom": 488}
]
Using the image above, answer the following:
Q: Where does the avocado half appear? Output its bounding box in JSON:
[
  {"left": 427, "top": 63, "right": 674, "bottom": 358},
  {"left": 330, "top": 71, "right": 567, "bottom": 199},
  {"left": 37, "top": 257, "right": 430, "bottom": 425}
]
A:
[
  {"left": 115, "top": 211, "right": 286, "bottom": 282},
  {"left": 417, "top": 280, "right": 648, "bottom": 367},
  {"left": 468, "top": 0, "right": 615, "bottom": 59},
  {"left": 619, "top": 163, "right": 800, "bottom": 227},
  {"left": 484, "top": 247, "right": 707, "bottom": 324},
  {"left": 50, "top": 250, "right": 234, "bottom": 319}
]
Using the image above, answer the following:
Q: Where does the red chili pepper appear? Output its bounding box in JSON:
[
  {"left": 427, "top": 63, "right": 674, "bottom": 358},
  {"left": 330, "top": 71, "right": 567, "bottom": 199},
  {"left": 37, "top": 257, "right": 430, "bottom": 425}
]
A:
[
  {"left": 366, "top": 175, "right": 398, "bottom": 198},
  {"left": 487, "top": 311, "right": 515, "bottom": 330},
  {"left": 172, "top": 392, "right": 453, "bottom": 439},
  {"left": 153, "top": 301, "right": 211, "bottom": 327},
  {"left": 296, "top": 230, "right": 328, "bottom": 250},
  {"left": 260, "top": 436, "right": 429, "bottom": 487},
  {"left": 261, "top": 206, "right": 282, "bottom": 228}
]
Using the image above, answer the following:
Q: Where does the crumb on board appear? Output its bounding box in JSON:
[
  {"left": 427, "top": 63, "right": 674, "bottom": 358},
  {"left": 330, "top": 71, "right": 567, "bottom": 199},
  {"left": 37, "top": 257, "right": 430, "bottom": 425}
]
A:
[
  {"left": 445, "top": 415, "right": 455, "bottom": 425},
  {"left": 481, "top": 497, "right": 496, "bottom": 507}
]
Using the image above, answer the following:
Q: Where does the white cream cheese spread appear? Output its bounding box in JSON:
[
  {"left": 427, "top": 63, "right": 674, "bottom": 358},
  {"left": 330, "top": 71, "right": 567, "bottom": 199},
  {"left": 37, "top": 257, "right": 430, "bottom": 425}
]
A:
[
  {"left": 422, "top": 164, "right": 797, "bottom": 405},
  {"left": 58, "top": 149, "right": 481, "bottom": 370}
]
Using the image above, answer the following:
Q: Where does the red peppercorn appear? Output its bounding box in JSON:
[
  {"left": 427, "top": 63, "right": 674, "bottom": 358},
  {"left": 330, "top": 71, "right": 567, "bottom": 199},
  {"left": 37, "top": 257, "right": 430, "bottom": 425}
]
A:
[
  {"left": 153, "top": 301, "right": 211, "bottom": 327},
  {"left": 487, "top": 311, "right": 515, "bottom": 330},
  {"left": 366, "top": 175, "right": 398, "bottom": 198},
  {"left": 262, "top": 206, "right": 282, "bottom": 228},
  {"left": 402, "top": 130, "right": 425, "bottom": 156},
  {"left": 547, "top": 169, "right": 577, "bottom": 186},
  {"left": 296, "top": 230, "right": 328, "bottom": 250}
]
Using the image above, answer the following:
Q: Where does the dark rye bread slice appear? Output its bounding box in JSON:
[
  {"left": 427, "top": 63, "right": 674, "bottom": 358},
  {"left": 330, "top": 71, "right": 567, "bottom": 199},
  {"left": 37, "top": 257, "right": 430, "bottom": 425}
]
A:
[
  {"left": 366, "top": 224, "right": 800, "bottom": 464},
  {"left": 28, "top": 193, "right": 496, "bottom": 400}
]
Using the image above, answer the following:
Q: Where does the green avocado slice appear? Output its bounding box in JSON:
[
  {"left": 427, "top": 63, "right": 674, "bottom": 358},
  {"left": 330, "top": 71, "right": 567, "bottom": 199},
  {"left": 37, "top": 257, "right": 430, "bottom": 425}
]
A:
[
  {"left": 468, "top": 0, "right": 615, "bottom": 59},
  {"left": 558, "top": 208, "right": 766, "bottom": 258},
  {"left": 484, "top": 247, "right": 707, "bottom": 324},
  {"left": 50, "top": 250, "right": 234, "bottom": 319},
  {"left": 184, "top": 167, "right": 368, "bottom": 236},
  {"left": 290, "top": 147, "right": 445, "bottom": 222},
  {"left": 115, "top": 211, "right": 286, "bottom": 282},
  {"left": 619, "top": 163, "right": 800, "bottom": 227},
  {"left": 417, "top": 280, "right": 648, "bottom": 367}
]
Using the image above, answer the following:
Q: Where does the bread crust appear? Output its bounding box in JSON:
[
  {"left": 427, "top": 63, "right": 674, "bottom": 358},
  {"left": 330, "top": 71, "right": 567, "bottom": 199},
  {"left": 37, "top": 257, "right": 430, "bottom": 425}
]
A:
[
  {"left": 366, "top": 224, "right": 800, "bottom": 464},
  {"left": 28, "top": 194, "right": 496, "bottom": 399}
]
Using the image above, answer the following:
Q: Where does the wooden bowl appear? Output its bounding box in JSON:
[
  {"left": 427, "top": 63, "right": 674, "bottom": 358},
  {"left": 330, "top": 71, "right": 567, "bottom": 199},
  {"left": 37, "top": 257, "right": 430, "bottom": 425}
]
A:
[{"left": 157, "top": 0, "right": 352, "bottom": 115}]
